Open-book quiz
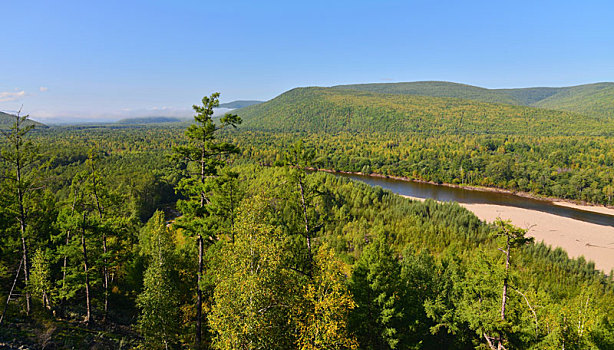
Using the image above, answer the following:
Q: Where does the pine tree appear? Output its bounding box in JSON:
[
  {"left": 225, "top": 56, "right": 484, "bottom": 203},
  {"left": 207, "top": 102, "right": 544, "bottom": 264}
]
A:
[
  {"left": 349, "top": 234, "right": 403, "bottom": 349},
  {"left": 486, "top": 219, "right": 533, "bottom": 350},
  {"left": 172, "top": 92, "right": 241, "bottom": 348}
]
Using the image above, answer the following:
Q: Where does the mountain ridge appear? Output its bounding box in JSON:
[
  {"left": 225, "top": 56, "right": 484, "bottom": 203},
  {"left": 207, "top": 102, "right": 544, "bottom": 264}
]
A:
[
  {"left": 0, "top": 111, "right": 48, "bottom": 128},
  {"left": 331, "top": 81, "right": 614, "bottom": 118},
  {"left": 115, "top": 116, "right": 184, "bottom": 124},
  {"left": 235, "top": 86, "right": 612, "bottom": 136},
  {"left": 218, "top": 100, "right": 263, "bottom": 109}
]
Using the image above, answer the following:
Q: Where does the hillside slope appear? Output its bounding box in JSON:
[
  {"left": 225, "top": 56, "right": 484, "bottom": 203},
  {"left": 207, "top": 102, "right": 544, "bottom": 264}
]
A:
[
  {"left": 333, "top": 81, "right": 614, "bottom": 118},
  {"left": 236, "top": 87, "right": 612, "bottom": 136},
  {"left": 219, "top": 100, "right": 263, "bottom": 109},
  {"left": 332, "top": 81, "right": 521, "bottom": 105},
  {"left": 116, "top": 116, "right": 183, "bottom": 124},
  {"left": 0, "top": 111, "right": 48, "bottom": 128},
  {"left": 532, "top": 82, "right": 614, "bottom": 118}
]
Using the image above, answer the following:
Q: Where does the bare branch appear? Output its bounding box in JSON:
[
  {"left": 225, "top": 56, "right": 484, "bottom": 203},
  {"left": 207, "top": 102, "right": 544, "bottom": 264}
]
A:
[{"left": 512, "top": 286, "right": 539, "bottom": 337}]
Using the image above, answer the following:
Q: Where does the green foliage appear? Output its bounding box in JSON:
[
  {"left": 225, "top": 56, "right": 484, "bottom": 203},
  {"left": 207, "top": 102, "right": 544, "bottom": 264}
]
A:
[
  {"left": 173, "top": 92, "right": 242, "bottom": 241},
  {"left": 209, "top": 196, "right": 295, "bottom": 350},
  {"left": 218, "top": 100, "right": 263, "bottom": 109},
  {"left": 533, "top": 82, "right": 614, "bottom": 119},
  {"left": 116, "top": 116, "right": 183, "bottom": 125},
  {"left": 333, "top": 81, "right": 614, "bottom": 119},
  {"left": 0, "top": 111, "right": 47, "bottom": 129},
  {"left": 349, "top": 234, "right": 403, "bottom": 349},
  {"left": 295, "top": 245, "right": 358, "bottom": 350},
  {"left": 236, "top": 131, "right": 614, "bottom": 205},
  {"left": 137, "top": 263, "right": 181, "bottom": 349},
  {"left": 333, "top": 81, "right": 523, "bottom": 104},
  {"left": 137, "top": 211, "right": 180, "bottom": 349},
  {"left": 30, "top": 249, "right": 53, "bottom": 307},
  {"left": 236, "top": 86, "right": 612, "bottom": 135},
  {"left": 1, "top": 116, "right": 614, "bottom": 349}
]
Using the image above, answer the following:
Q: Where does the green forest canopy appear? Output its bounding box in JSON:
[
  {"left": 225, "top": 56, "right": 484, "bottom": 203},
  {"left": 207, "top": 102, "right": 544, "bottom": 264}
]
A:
[
  {"left": 0, "top": 112, "right": 613, "bottom": 348},
  {"left": 332, "top": 81, "right": 614, "bottom": 118},
  {"left": 235, "top": 86, "right": 613, "bottom": 135}
]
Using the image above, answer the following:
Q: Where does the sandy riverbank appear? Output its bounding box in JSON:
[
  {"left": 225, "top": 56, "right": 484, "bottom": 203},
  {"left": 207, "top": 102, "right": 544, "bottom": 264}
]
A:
[
  {"left": 401, "top": 195, "right": 614, "bottom": 272},
  {"left": 552, "top": 201, "right": 614, "bottom": 217}
]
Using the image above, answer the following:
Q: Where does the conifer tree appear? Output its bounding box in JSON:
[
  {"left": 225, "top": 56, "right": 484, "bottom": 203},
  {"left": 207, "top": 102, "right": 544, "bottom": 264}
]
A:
[
  {"left": 349, "top": 234, "right": 403, "bottom": 349},
  {"left": 282, "top": 141, "right": 319, "bottom": 277},
  {"left": 486, "top": 219, "right": 532, "bottom": 350},
  {"left": 0, "top": 111, "right": 41, "bottom": 316},
  {"left": 57, "top": 171, "right": 101, "bottom": 324},
  {"left": 172, "top": 92, "right": 241, "bottom": 348},
  {"left": 30, "top": 249, "right": 53, "bottom": 310}
]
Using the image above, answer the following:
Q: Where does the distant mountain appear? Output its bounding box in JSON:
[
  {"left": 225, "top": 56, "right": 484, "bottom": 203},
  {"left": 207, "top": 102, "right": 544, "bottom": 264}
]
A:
[
  {"left": 115, "top": 116, "right": 184, "bottom": 124},
  {"left": 218, "top": 100, "right": 263, "bottom": 109},
  {"left": 333, "top": 81, "right": 614, "bottom": 118},
  {"left": 235, "top": 87, "right": 612, "bottom": 136},
  {"left": 0, "top": 111, "right": 48, "bottom": 128},
  {"left": 531, "top": 83, "right": 614, "bottom": 119},
  {"left": 333, "top": 81, "right": 520, "bottom": 105}
]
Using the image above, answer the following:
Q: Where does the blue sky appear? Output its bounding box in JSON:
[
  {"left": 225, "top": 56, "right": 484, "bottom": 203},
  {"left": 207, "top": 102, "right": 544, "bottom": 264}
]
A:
[{"left": 1, "top": 0, "right": 613, "bottom": 121}]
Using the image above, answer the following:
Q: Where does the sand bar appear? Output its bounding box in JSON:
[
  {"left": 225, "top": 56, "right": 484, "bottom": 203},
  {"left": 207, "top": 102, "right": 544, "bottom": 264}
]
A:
[
  {"left": 552, "top": 201, "right": 614, "bottom": 217},
  {"left": 401, "top": 195, "right": 614, "bottom": 272}
]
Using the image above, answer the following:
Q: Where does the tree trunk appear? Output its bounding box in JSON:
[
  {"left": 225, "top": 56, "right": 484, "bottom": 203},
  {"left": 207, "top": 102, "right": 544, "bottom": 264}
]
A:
[
  {"left": 19, "top": 212, "right": 30, "bottom": 315},
  {"left": 81, "top": 213, "right": 92, "bottom": 324},
  {"left": 60, "top": 194, "right": 77, "bottom": 315},
  {"left": 230, "top": 182, "right": 235, "bottom": 243},
  {"left": 499, "top": 234, "right": 511, "bottom": 350},
  {"left": 196, "top": 234, "right": 203, "bottom": 348},
  {"left": 90, "top": 167, "right": 108, "bottom": 321},
  {"left": 0, "top": 257, "right": 23, "bottom": 326},
  {"left": 298, "top": 177, "right": 312, "bottom": 276},
  {"left": 500, "top": 235, "right": 510, "bottom": 321},
  {"left": 196, "top": 143, "right": 206, "bottom": 348},
  {"left": 17, "top": 165, "right": 31, "bottom": 315}
]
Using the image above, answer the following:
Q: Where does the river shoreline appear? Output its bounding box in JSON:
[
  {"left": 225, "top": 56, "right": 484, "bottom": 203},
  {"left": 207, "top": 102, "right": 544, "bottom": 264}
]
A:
[
  {"left": 399, "top": 194, "right": 614, "bottom": 272},
  {"left": 308, "top": 167, "right": 614, "bottom": 217}
]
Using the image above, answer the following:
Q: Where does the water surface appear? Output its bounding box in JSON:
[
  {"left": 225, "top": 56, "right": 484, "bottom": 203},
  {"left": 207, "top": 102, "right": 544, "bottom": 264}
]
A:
[{"left": 332, "top": 172, "right": 614, "bottom": 228}]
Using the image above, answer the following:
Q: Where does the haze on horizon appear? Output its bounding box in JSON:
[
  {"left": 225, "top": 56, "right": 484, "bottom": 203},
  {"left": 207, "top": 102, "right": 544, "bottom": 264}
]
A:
[{"left": 2, "top": 0, "right": 613, "bottom": 122}]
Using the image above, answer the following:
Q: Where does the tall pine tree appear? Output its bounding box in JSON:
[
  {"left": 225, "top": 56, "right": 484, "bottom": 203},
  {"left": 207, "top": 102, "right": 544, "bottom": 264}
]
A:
[{"left": 172, "top": 92, "right": 241, "bottom": 348}]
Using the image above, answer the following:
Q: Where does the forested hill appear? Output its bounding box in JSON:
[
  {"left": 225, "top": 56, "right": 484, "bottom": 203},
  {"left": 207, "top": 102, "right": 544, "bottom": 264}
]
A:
[
  {"left": 218, "top": 100, "right": 263, "bottom": 109},
  {"left": 532, "top": 82, "right": 614, "bottom": 118},
  {"left": 333, "top": 81, "right": 614, "bottom": 118},
  {"left": 116, "top": 116, "right": 183, "bottom": 124},
  {"left": 0, "top": 111, "right": 47, "bottom": 128},
  {"left": 333, "top": 81, "right": 523, "bottom": 105},
  {"left": 235, "top": 87, "right": 613, "bottom": 135}
]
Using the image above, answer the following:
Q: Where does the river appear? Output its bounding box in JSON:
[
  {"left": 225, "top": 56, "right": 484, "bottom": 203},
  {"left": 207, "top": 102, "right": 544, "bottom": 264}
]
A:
[
  {"left": 331, "top": 172, "right": 614, "bottom": 271},
  {"left": 333, "top": 172, "right": 614, "bottom": 227}
]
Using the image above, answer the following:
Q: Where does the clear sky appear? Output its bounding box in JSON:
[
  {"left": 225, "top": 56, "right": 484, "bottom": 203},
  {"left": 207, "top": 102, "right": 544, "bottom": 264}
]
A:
[{"left": 2, "top": 0, "right": 613, "bottom": 122}]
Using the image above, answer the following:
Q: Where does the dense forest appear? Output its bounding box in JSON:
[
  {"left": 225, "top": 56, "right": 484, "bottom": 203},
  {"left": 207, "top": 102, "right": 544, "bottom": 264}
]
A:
[
  {"left": 1, "top": 91, "right": 614, "bottom": 349},
  {"left": 233, "top": 131, "right": 614, "bottom": 205},
  {"left": 236, "top": 87, "right": 612, "bottom": 135},
  {"left": 331, "top": 81, "right": 614, "bottom": 119},
  {"left": 230, "top": 86, "right": 614, "bottom": 206}
]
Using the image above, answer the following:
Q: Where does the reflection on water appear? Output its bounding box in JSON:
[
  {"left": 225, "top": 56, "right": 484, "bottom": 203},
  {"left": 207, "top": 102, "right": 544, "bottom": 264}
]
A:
[{"left": 331, "top": 172, "right": 614, "bottom": 228}]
